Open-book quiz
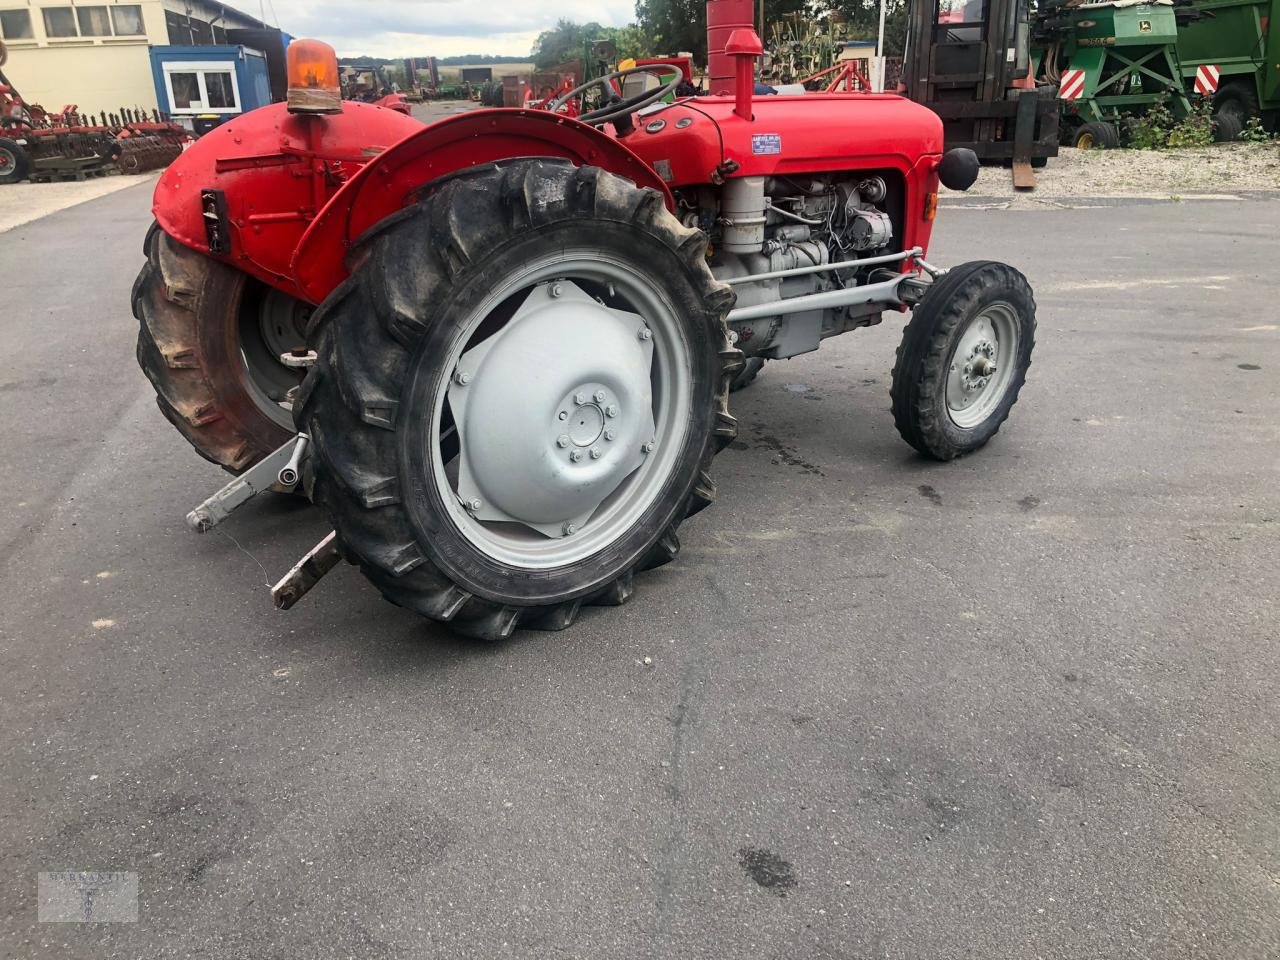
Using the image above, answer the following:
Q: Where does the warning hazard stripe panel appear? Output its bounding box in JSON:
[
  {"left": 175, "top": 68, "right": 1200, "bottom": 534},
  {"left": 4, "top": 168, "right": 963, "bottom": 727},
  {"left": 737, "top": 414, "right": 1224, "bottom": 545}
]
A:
[
  {"left": 1194, "top": 64, "right": 1221, "bottom": 96},
  {"left": 1058, "top": 69, "right": 1086, "bottom": 101}
]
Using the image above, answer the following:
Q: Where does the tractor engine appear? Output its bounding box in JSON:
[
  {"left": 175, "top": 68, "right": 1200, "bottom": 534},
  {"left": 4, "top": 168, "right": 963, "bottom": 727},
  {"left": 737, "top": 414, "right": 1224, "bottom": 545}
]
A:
[{"left": 687, "top": 173, "right": 901, "bottom": 358}]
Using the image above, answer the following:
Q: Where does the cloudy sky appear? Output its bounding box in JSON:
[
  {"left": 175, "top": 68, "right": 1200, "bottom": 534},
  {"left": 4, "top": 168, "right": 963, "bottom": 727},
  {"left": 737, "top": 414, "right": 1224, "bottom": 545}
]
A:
[{"left": 252, "top": 0, "right": 637, "bottom": 58}]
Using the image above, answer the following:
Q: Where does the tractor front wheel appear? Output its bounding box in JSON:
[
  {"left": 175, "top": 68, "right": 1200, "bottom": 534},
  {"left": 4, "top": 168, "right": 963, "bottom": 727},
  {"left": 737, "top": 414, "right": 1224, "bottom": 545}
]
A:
[
  {"left": 296, "top": 159, "right": 741, "bottom": 640},
  {"left": 134, "top": 226, "right": 309, "bottom": 472},
  {"left": 891, "top": 261, "right": 1036, "bottom": 461}
]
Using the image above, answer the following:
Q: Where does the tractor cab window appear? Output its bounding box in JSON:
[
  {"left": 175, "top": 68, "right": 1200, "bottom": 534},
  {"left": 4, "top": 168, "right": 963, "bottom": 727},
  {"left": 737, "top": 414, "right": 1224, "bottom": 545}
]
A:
[{"left": 0, "top": 9, "right": 33, "bottom": 39}]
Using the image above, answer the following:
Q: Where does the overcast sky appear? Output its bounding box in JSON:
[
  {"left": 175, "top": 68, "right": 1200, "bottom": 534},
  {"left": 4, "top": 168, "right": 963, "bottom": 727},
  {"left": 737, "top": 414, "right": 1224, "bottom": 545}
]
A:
[{"left": 253, "top": 0, "right": 636, "bottom": 58}]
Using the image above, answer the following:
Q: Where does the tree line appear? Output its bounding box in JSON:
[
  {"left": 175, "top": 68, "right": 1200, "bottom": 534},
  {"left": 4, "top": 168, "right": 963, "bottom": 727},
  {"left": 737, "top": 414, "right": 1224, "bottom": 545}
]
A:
[{"left": 531, "top": 0, "right": 908, "bottom": 69}]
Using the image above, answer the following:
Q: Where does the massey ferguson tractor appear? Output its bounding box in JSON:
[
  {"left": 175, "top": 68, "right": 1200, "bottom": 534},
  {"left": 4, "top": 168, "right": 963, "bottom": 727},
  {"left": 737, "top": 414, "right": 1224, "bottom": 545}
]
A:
[{"left": 134, "top": 3, "right": 1036, "bottom": 640}]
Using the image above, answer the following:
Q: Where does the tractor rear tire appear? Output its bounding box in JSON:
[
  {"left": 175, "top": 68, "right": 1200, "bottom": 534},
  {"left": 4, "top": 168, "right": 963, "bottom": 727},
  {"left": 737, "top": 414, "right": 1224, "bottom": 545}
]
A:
[
  {"left": 0, "top": 136, "right": 30, "bottom": 183},
  {"left": 134, "top": 225, "right": 307, "bottom": 473},
  {"left": 891, "top": 261, "right": 1035, "bottom": 461},
  {"left": 1073, "top": 122, "right": 1120, "bottom": 150},
  {"left": 295, "top": 159, "right": 741, "bottom": 640}
]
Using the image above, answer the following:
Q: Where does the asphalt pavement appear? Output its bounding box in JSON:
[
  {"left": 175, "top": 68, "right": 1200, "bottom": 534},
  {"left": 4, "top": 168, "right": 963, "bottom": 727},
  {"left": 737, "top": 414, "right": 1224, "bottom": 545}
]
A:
[{"left": 1, "top": 183, "right": 1277, "bottom": 959}]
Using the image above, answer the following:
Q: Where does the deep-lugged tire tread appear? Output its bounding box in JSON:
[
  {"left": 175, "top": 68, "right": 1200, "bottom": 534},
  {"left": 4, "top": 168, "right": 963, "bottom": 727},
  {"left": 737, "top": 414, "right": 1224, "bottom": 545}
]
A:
[
  {"left": 299, "top": 159, "right": 740, "bottom": 639},
  {"left": 891, "top": 261, "right": 1035, "bottom": 461},
  {"left": 135, "top": 228, "right": 291, "bottom": 473}
]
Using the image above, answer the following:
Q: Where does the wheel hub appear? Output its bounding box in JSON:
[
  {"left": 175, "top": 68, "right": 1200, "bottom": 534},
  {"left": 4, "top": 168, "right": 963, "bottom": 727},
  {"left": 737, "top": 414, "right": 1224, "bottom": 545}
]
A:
[
  {"left": 946, "top": 305, "right": 1018, "bottom": 428},
  {"left": 448, "top": 280, "right": 656, "bottom": 539}
]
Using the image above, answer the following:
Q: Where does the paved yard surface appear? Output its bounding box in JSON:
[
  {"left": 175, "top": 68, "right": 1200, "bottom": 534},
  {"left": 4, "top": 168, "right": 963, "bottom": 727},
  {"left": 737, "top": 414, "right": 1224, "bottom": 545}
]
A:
[{"left": 1, "top": 182, "right": 1277, "bottom": 959}]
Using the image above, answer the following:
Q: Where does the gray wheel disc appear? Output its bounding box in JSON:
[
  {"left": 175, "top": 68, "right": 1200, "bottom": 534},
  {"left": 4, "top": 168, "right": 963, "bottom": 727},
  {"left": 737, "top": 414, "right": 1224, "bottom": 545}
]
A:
[
  {"left": 433, "top": 250, "right": 693, "bottom": 570},
  {"left": 945, "top": 302, "right": 1020, "bottom": 429}
]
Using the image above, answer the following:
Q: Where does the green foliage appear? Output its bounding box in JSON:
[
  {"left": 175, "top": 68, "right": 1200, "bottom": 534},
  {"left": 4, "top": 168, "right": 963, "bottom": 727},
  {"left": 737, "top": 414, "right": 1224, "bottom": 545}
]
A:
[
  {"left": 635, "top": 0, "right": 709, "bottom": 60},
  {"left": 826, "top": 0, "right": 908, "bottom": 56},
  {"left": 1166, "top": 98, "right": 1214, "bottom": 148},
  {"left": 1239, "top": 116, "right": 1273, "bottom": 142},
  {"left": 1123, "top": 97, "right": 1213, "bottom": 150},
  {"left": 532, "top": 19, "right": 650, "bottom": 68}
]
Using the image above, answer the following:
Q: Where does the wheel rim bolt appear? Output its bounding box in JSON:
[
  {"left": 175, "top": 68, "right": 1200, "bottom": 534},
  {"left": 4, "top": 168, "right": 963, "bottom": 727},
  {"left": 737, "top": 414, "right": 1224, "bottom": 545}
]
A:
[
  {"left": 558, "top": 411, "right": 568, "bottom": 421},
  {"left": 569, "top": 450, "right": 583, "bottom": 462},
  {"left": 574, "top": 392, "right": 587, "bottom": 405},
  {"left": 605, "top": 405, "right": 619, "bottom": 418},
  {"left": 593, "top": 390, "right": 607, "bottom": 403},
  {"left": 562, "top": 522, "right": 576, "bottom": 536},
  {"left": 550, "top": 282, "right": 562, "bottom": 298},
  {"left": 465, "top": 498, "right": 482, "bottom": 512},
  {"left": 638, "top": 327, "right": 652, "bottom": 341},
  {"left": 590, "top": 448, "right": 601, "bottom": 459},
  {"left": 604, "top": 429, "right": 616, "bottom": 441},
  {"left": 556, "top": 435, "right": 570, "bottom": 448},
  {"left": 454, "top": 371, "right": 471, "bottom": 385},
  {"left": 643, "top": 440, "right": 655, "bottom": 454}
]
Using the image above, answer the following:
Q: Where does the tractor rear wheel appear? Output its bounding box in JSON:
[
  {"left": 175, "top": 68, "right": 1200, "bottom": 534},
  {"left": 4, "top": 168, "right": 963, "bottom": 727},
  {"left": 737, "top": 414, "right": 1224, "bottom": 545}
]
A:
[
  {"left": 891, "top": 261, "right": 1035, "bottom": 461},
  {"left": 295, "top": 159, "right": 741, "bottom": 640},
  {"left": 0, "top": 136, "right": 30, "bottom": 183},
  {"left": 134, "top": 225, "right": 309, "bottom": 473}
]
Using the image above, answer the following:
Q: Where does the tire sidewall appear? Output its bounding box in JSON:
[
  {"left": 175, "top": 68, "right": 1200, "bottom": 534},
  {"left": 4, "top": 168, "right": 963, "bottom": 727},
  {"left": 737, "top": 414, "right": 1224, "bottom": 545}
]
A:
[{"left": 397, "top": 219, "right": 719, "bottom": 604}]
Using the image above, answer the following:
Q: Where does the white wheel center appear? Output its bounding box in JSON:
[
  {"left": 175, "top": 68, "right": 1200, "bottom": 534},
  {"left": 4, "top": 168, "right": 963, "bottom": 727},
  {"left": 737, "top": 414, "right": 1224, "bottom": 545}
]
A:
[{"left": 447, "top": 280, "right": 657, "bottom": 539}]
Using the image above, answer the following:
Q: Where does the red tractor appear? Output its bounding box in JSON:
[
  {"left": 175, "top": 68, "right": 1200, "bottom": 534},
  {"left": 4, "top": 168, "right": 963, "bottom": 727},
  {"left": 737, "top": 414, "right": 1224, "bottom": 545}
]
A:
[{"left": 135, "top": 21, "right": 1036, "bottom": 640}]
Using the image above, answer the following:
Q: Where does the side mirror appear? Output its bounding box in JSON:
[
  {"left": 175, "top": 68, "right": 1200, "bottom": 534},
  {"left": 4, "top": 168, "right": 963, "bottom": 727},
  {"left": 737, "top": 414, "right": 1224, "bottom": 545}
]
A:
[{"left": 938, "top": 148, "right": 980, "bottom": 191}]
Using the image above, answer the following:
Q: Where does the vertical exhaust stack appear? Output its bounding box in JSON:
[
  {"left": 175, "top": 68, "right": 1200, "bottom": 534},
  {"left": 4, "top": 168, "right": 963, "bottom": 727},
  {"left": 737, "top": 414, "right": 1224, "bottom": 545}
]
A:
[{"left": 707, "top": 0, "right": 755, "bottom": 94}]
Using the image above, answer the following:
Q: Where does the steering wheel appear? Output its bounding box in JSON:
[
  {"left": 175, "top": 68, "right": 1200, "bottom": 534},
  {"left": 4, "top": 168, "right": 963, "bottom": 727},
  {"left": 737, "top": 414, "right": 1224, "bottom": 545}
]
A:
[{"left": 548, "top": 64, "right": 684, "bottom": 129}]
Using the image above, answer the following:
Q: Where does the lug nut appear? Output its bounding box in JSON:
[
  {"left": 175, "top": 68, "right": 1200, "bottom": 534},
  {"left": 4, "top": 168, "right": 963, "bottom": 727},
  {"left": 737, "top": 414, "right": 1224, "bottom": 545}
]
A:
[
  {"left": 593, "top": 390, "right": 607, "bottom": 403},
  {"left": 562, "top": 522, "right": 577, "bottom": 536},
  {"left": 605, "top": 405, "right": 619, "bottom": 418},
  {"left": 558, "top": 411, "right": 568, "bottom": 421},
  {"left": 465, "top": 498, "right": 482, "bottom": 511},
  {"left": 454, "top": 371, "right": 471, "bottom": 385},
  {"left": 590, "top": 448, "right": 601, "bottom": 459},
  {"left": 574, "top": 392, "right": 587, "bottom": 405},
  {"left": 604, "top": 429, "right": 616, "bottom": 441},
  {"left": 556, "top": 435, "right": 570, "bottom": 448},
  {"left": 643, "top": 440, "right": 655, "bottom": 454},
  {"left": 638, "top": 327, "right": 652, "bottom": 341},
  {"left": 549, "top": 282, "right": 562, "bottom": 298},
  {"left": 569, "top": 450, "right": 583, "bottom": 462}
]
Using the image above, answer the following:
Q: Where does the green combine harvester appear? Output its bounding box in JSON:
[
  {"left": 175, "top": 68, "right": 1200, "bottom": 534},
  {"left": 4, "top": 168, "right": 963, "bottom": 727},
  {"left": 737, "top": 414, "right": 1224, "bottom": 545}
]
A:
[{"left": 1034, "top": 0, "right": 1280, "bottom": 146}]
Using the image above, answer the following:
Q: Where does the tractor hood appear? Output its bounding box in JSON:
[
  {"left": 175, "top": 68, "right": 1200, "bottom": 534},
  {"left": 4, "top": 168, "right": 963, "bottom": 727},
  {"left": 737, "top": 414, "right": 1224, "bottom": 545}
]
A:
[{"left": 620, "top": 93, "right": 944, "bottom": 187}]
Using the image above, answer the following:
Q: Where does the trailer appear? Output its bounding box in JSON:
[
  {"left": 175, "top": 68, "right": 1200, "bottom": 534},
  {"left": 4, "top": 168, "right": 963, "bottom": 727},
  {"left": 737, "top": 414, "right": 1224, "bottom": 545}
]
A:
[{"left": 1177, "top": 0, "right": 1280, "bottom": 136}]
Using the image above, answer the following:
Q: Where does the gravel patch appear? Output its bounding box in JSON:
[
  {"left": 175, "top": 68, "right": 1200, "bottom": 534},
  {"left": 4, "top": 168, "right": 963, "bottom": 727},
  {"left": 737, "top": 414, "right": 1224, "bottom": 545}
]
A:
[{"left": 947, "top": 141, "right": 1280, "bottom": 203}]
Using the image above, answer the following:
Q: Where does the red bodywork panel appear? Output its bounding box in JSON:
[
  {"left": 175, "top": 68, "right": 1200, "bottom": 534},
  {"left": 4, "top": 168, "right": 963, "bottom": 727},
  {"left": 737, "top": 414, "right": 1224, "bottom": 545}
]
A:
[
  {"left": 154, "top": 92, "right": 942, "bottom": 306},
  {"left": 154, "top": 103, "right": 670, "bottom": 304},
  {"left": 291, "top": 110, "right": 672, "bottom": 304},
  {"left": 621, "top": 93, "right": 945, "bottom": 255}
]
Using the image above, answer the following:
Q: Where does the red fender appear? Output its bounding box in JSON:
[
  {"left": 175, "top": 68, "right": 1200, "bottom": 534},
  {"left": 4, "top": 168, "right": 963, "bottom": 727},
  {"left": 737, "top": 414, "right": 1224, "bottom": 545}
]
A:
[
  {"left": 151, "top": 101, "right": 422, "bottom": 295},
  {"left": 291, "top": 109, "right": 673, "bottom": 304}
]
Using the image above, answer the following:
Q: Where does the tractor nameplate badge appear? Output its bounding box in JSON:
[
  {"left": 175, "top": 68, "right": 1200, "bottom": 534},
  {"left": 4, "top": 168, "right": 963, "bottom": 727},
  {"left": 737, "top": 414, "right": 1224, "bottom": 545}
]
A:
[{"left": 751, "top": 133, "right": 782, "bottom": 155}]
